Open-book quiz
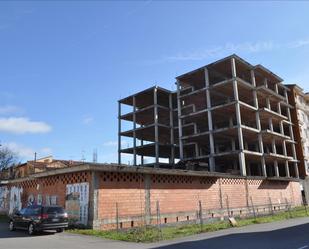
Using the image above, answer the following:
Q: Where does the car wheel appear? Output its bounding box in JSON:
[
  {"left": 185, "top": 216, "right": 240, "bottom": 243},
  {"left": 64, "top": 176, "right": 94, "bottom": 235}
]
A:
[
  {"left": 56, "top": 228, "right": 64, "bottom": 233},
  {"left": 28, "top": 223, "right": 35, "bottom": 235},
  {"left": 9, "top": 221, "right": 15, "bottom": 231}
]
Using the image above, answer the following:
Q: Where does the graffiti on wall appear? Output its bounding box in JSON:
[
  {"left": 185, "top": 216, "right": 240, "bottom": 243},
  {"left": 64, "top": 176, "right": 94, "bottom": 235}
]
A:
[
  {"left": 0, "top": 186, "right": 8, "bottom": 212},
  {"left": 66, "top": 182, "right": 89, "bottom": 225},
  {"left": 9, "top": 186, "right": 23, "bottom": 214}
]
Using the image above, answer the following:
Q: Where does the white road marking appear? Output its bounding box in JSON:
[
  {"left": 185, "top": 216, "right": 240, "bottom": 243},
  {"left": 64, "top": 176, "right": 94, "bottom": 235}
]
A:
[{"left": 297, "top": 245, "right": 309, "bottom": 249}]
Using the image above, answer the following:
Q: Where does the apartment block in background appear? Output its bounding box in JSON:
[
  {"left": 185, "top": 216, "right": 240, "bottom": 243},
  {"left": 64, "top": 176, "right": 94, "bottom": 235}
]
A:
[
  {"left": 287, "top": 84, "right": 309, "bottom": 177},
  {"left": 119, "top": 55, "right": 299, "bottom": 179}
]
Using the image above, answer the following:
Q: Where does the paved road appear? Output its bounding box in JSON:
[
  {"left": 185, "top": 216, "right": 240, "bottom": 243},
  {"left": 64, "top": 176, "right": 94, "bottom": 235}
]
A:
[{"left": 1, "top": 217, "right": 309, "bottom": 249}]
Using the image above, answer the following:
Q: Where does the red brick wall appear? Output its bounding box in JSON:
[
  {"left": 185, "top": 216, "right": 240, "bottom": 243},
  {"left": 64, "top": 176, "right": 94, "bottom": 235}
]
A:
[
  {"left": 5, "top": 170, "right": 302, "bottom": 230},
  {"left": 98, "top": 172, "right": 146, "bottom": 219},
  {"left": 97, "top": 172, "right": 302, "bottom": 229}
]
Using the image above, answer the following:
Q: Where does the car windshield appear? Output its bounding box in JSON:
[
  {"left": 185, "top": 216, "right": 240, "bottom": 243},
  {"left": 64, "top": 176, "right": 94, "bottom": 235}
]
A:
[{"left": 44, "top": 207, "right": 64, "bottom": 214}]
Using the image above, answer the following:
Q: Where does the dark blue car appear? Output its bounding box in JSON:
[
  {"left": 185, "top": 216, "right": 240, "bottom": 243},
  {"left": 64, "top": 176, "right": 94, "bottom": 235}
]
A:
[{"left": 9, "top": 205, "right": 69, "bottom": 235}]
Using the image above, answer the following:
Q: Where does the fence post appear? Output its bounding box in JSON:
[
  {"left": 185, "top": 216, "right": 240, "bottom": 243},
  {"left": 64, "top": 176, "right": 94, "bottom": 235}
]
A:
[
  {"left": 116, "top": 202, "right": 119, "bottom": 232},
  {"left": 285, "top": 198, "right": 292, "bottom": 218},
  {"left": 156, "top": 200, "right": 162, "bottom": 239},
  {"left": 268, "top": 197, "right": 274, "bottom": 215},
  {"left": 226, "top": 195, "right": 230, "bottom": 217},
  {"left": 250, "top": 196, "right": 256, "bottom": 220},
  {"left": 199, "top": 200, "right": 203, "bottom": 231},
  {"left": 302, "top": 198, "right": 308, "bottom": 216}
]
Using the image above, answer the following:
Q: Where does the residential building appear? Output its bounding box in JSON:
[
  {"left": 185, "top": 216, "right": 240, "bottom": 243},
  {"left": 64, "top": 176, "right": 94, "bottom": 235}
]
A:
[{"left": 287, "top": 85, "right": 309, "bottom": 177}]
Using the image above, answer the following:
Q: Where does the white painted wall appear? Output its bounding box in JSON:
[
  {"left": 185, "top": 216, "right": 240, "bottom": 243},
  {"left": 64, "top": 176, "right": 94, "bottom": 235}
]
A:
[{"left": 0, "top": 186, "right": 8, "bottom": 212}]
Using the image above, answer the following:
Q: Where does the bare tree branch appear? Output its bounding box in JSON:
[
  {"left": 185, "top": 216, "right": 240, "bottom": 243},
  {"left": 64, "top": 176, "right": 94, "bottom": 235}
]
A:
[{"left": 0, "top": 144, "right": 18, "bottom": 170}]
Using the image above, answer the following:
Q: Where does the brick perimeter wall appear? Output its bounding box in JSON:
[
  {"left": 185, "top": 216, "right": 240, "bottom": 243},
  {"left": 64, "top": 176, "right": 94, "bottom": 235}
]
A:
[
  {"left": 97, "top": 172, "right": 302, "bottom": 229},
  {"left": 3, "top": 170, "right": 302, "bottom": 230}
]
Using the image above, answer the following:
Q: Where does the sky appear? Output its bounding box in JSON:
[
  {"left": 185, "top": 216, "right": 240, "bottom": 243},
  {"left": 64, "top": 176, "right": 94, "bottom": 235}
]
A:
[{"left": 0, "top": 1, "right": 309, "bottom": 164}]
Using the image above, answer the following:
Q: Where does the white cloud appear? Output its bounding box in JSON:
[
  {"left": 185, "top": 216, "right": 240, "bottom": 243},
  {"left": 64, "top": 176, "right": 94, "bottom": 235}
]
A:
[
  {"left": 159, "top": 41, "right": 274, "bottom": 63},
  {"left": 40, "top": 147, "right": 52, "bottom": 155},
  {"left": 4, "top": 142, "right": 35, "bottom": 159},
  {"left": 0, "top": 117, "right": 52, "bottom": 134},
  {"left": 100, "top": 152, "right": 132, "bottom": 164},
  {"left": 103, "top": 140, "right": 130, "bottom": 147},
  {"left": 0, "top": 105, "right": 22, "bottom": 115},
  {"left": 103, "top": 141, "right": 118, "bottom": 146},
  {"left": 287, "top": 39, "right": 309, "bottom": 49},
  {"left": 3, "top": 142, "right": 52, "bottom": 160},
  {"left": 82, "top": 116, "right": 94, "bottom": 125},
  {"left": 153, "top": 38, "right": 309, "bottom": 63}
]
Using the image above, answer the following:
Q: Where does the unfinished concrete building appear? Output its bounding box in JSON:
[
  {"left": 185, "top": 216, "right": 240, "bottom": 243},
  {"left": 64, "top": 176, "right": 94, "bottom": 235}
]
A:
[
  {"left": 119, "top": 55, "right": 299, "bottom": 178},
  {"left": 118, "top": 87, "right": 179, "bottom": 167}
]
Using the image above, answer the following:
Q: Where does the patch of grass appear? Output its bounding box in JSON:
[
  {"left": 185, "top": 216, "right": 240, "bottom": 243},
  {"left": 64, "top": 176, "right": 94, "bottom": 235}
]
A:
[
  {"left": 68, "top": 206, "right": 309, "bottom": 243},
  {"left": 68, "top": 222, "right": 231, "bottom": 243},
  {"left": 236, "top": 206, "right": 309, "bottom": 227}
]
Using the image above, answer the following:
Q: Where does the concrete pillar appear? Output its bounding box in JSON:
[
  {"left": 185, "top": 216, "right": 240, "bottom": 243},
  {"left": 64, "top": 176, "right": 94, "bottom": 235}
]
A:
[
  {"left": 269, "top": 118, "right": 273, "bottom": 131},
  {"left": 266, "top": 97, "right": 271, "bottom": 110},
  {"left": 177, "top": 81, "right": 184, "bottom": 160},
  {"left": 292, "top": 143, "right": 297, "bottom": 161},
  {"left": 294, "top": 162, "right": 299, "bottom": 178},
  {"left": 280, "top": 121, "right": 284, "bottom": 135},
  {"left": 282, "top": 140, "right": 287, "bottom": 156},
  {"left": 154, "top": 88, "right": 159, "bottom": 166},
  {"left": 88, "top": 171, "right": 99, "bottom": 229},
  {"left": 282, "top": 140, "right": 290, "bottom": 178},
  {"left": 141, "top": 140, "right": 144, "bottom": 165},
  {"left": 285, "top": 161, "right": 290, "bottom": 178},
  {"left": 284, "top": 89, "right": 289, "bottom": 103},
  {"left": 231, "top": 58, "right": 246, "bottom": 176},
  {"left": 144, "top": 174, "right": 151, "bottom": 225},
  {"left": 272, "top": 139, "right": 277, "bottom": 154},
  {"left": 260, "top": 153, "right": 267, "bottom": 177},
  {"left": 302, "top": 177, "right": 309, "bottom": 205},
  {"left": 277, "top": 102, "right": 282, "bottom": 115},
  {"left": 194, "top": 123, "right": 197, "bottom": 134},
  {"left": 205, "top": 68, "right": 215, "bottom": 172},
  {"left": 274, "top": 161, "right": 279, "bottom": 177},
  {"left": 169, "top": 93, "right": 175, "bottom": 164},
  {"left": 275, "top": 83, "right": 279, "bottom": 94},
  {"left": 251, "top": 70, "right": 267, "bottom": 177},
  {"left": 118, "top": 101, "right": 122, "bottom": 165},
  {"left": 133, "top": 96, "right": 137, "bottom": 166}
]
